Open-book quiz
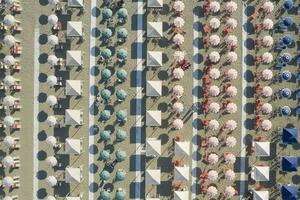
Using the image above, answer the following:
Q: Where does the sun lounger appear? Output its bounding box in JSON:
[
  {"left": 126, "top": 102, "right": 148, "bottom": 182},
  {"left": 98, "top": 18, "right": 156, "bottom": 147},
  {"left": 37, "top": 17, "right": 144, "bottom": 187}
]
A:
[
  {"left": 275, "top": 63, "right": 286, "bottom": 68},
  {"left": 11, "top": 124, "right": 21, "bottom": 130},
  {"left": 12, "top": 85, "right": 22, "bottom": 91}
]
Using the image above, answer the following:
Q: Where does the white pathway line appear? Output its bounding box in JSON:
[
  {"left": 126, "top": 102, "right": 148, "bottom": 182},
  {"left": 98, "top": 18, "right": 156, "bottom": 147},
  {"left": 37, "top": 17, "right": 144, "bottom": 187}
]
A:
[
  {"left": 33, "top": 27, "right": 40, "bottom": 200},
  {"left": 89, "top": 0, "right": 97, "bottom": 199},
  {"left": 240, "top": 2, "right": 247, "bottom": 199},
  {"left": 192, "top": 11, "right": 199, "bottom": 200}
]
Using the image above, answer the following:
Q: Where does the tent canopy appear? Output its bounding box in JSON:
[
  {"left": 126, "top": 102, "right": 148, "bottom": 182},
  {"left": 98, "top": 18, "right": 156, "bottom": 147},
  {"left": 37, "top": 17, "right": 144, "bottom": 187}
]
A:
[
  {"left": 65, "top": 109, "right": 82, "bottom": 125},
  {"left": 174, "top": 190, "right": 189, "bottom": 200},
  {"left": 281, "top": 156, "right": 298, "bottom": 172},
  {"left": 253, "top": 190, "right": 269, "bottom": 200},
  {"left": 147, "top": 0, "right": 163, "bottom": 7},
  {"left": 67, "top": 21, "right": 83, "bottom": 37},
  {"left": 251, "top": 166, "right": 269, "bottom": 181},
  {"left": 66, "top": 80, "right": 82, "bottom": 96},
  {"left": 65, "top": 138, "right": 82, "bottom": 155},
  {"left": 282, "top": 128, "right": 298, "bottom": 144},
  {"left": 147, "top": 22, "right": 163, "bottom": 38},
  {"left": 146, "top": 138, "right": 161, "bottom": 157},
  {"left": 145, "top": 169, "right": 161, "bottom": 185},
  {"left": 147, "top": 51, "right": 162, "bottom": 67},
  {"left": 65, "top": 167, "right": 82, "bottom": 183},
  {"left": 281, "top": 185, "right": 298, "bottom": 200},
  {"left": 175, "top": 141, "right": 190, "bottom": 156},
  {"left": 174, "top": 166, "right": 190, "bottom": 181},
  {"left": 66, "top": 50, "right": 82, "bottom": 66},
  {"left": 68, "top": 0, "right": 84, "bottom": 7},
  {"left": 146, "top": 110, "right": 161, "bottom": 126},
  {"left": 146, "top": 80, "right": 162, "bottom": 96},
  {"left": 254, "top": 141, "right": 270, "bottom": 157}
]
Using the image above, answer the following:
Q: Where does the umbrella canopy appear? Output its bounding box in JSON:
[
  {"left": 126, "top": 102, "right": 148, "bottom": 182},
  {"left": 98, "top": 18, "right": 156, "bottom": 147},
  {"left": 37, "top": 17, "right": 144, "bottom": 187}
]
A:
[
  {"left": 226, "top": 35, "right": 238, "bottom": 47},
  {"left": 173, "top": 85, "right": 184, "bottom": 97},
  {"left": 261, "top": 119, "right": 272, "bottom": 131},
  {"left": 116, "top": 129, "right": 127, "bottom": 141},
  {"left": 2, "top": 156, "right": 14, "bottom": 168},
  {"left": 116, "top": 150, "right": 126, "bottom": 162},
  {"left": 115, "top": 188, "right": 126, "bottom": 200},
  {"left": 282, "top": 128, "right": 298, "bottom": 144},
  {"left": 46, "top": 136, "right": 57, "bottom": 147},
  {"left": 226, "top": 102, "right": 237, "bottom": 114},
  {"left": 48, "top": 0, "right": 59, "bottom": 5},
  {"left": 262, "top": 35, "right": 273, "bottom": 47},
  {"left": 281, "top": 156, "right": 298, "bottom": 172},
  {"left": 2, "top": 176, "right": 14, "bottom": 188},
  {"left": 281, "top": 185, "right": 298, "bottom": 200},
  {"left": 262, "top": 52, "right": 273, "bottom": 64},
  {"left": 48, "top": 35, "right": 58, "bottom": 46},
  {"left": 100, "top": 190, "right": 111, "bottom": 200},
  {"left": 3, "top": 95, "right": 15, "bottom": 107},
  {"left": 46, "top": 156, "right": 58, "bottom": 167},
  {"left": 101, "top": 48, "right": 112, "bottom": 60},
  {"left": 174, "top": 17, "right": 185, "bottom": 28},
  {"left": 46, "top": 176, "right": 57, "bottom": 187},
  {"left": 116, "top": 110, "right": 127, "bottom": 122},
  {"left": 46, "top": 196, "right": 56, "bottom": 200},
  {"left": 209, "top": 68, "right": 220, "bottom": 80},
  {"left": 47, "top": 75, "right": 57, "bottom": 87},
  {"left": 226, "top": 136, "right": 237, "bottom": 147},
  {"left": 117, "top": 8, "right": 128, "bottom": 19},
  {"left": 47, "top": 55, "right": 58, "bottom": 66},
  {"left": 173, "top": 34, "right": 184, "bottom": 45},
  {"left": 4, "top": 116, "right": 14, "bottom": 127},
  {"left": 172, "top": 102, "right": 184, "bottom": 113},
  {"left": 208, "top": 170, "right": 218, "bottom": 181},
  {"left": 100, "top": 130, "right": 111, "bottom": 141},
  {"left": 100, "top": 150, "right": 110, "bottom": 161},
  {"left": 116, "top": 169, "right": 126, "bottom": 181},
  {"left": 102, "top": 28, "right": 112, "bottom": 39},
  {"left": 281, "top": 53, "right": 292, "bottom": 64},
  {"left": 283, "top": 17, "right": 293, "bottom": 27},
  {"left": 207, "top": 137, "right": 219, "bottom": 147},
  {"left": 208, "top": 51, "right": 220, "bottom": 63},
  {"left": 280, "top": 106, "right": 291, "bottom": 116},
  {"left": 226, "top": 18, "right": 237, "bottom": 29},
  {"left": 173, "top": 51, "right": 185, "bottom": 62},
  {"left": 101, "top": 89, "right": 111, "bottom": 101},
  {"left": 225, "top": 169, "right": 235, "bottom": 181},
  {"left": 207, "top": 186, "right": 218, "bottom": 198},
  {"left": 48, "top": 14, "right": 58, "bottom": 25},
  {"left": 262, "top": 86, "right": 273, "bottom": 97},
  {"left": 226, "top": 68, "right": 238, "bottom": 80},
  {"left": 116, "top": 89, "right": 127, "bottom": 101},
  {"left": 173, "top": 68, "right": 184, "bottom": 79},
  {"left": 117, "top": 49, "right": 128, "bottom": 60},
  {"left": 173, "top": 119, "right": 183, "bottom": 130},
  {"left": 226, "top": 86, "right": 237, "bottom": 97},
  {"left": 226, "top": 52, "right": 238, "bottom": 63},
  {"left": 99, "top": 110, "right": 111, "bottom": 121},
  {"left": 284, "top": 0, "right": 294, "bottom": 10},
  {"left": 209, "top": 102, "right": 220, "bottom": 113},
  {"left": 282, "top": 35, "right": 293, "bottom": 45},
  {"left": 225, "top": 153, "right": 236, "bottom": 165},
  {"left": 102, "top": 8, "right": 112, "bottom": 20},
  {"left": 46, "top": 95, "right": 57, "bottom": 106},
  {"left": 280, "top": 88, "right": 292, "bottom": 99},
  {"left": 173, "top": 0, "right": 185, "bottom": 12},
  {"left": 263, "top": 18, "right": 273, "bottom": 30},
  {"left": 101, "top": 68, "right": 112, "bottom": 81},
  {"left": 3, "top": 136, "right": 14, "bottom": 148},
  {"left": 100, "top": 170, "right": 110, "bottom": 181},
  {"left": 46, "top": 116, "right": 57, "bottom": 127},
  {"left": 209, "top": 18, "right": 220, "bottom": 29},
  {"left": 262, "top": 69, "right": 273, "bottom": 80},
  {"left": 208, "top": 153, "right": 219, "bottom": 164},
  {"left": 224, "top": 186, "right": 235, "bottom": 198},
  {"left": 117, "top": 69, "right": 127, "bottom": 81},
  {"left": 261, "top": 103, "right": 272, "bottom": 114},
  {"left": 262, "top": 1, "right": 274, "bottom": 13},
  {"left": 117, "top": 28, "right": 128, "bottom": 39},
  {"left": 4, "top": 55, "right": 16, "bottom": 66},
  {"left": 225, "top": 120, "right": 237, "bottom": 131},
  {"left": 208, "top": 119, "right": 219, "bottom": 130},
  {"left": 209, "top": 1, "right": 220, "bottom": 13},
  {"left": 209, "top": 34, "right": 220, "bottom": 46},
  {"left": 225, "top": 1, "right": 237, "bottom": 13},
  {"left": 3, "top": 35, "right": 15, "bottom": 46},
  {"left": 3, "top": 15, "right": 15, "bottom": 26},
  {"left": 209, "top": 85, "right": 220, "bottom": 97}
]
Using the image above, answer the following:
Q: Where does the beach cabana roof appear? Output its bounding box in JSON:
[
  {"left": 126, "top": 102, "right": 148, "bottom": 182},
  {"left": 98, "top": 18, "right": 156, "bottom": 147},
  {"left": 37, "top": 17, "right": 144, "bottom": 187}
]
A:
[
  {"left": 65, "top": 167, "right": 82, "bottom": 183},
  {"left": 146, "top": 138, "right": 161, "bottom": 157},
  {"left": 147, "top": 22, "right": 163, "bottom": 38},
  {"left": 68, "top": 0, "right": 83, "bottom": 7},
  {"left": 281, "top": 156, "right": 298, "bottom": 172},
  {"left": 175, "top": 141, "right": 190, "bottom": 156},
  {"left": 67, "top": 21, "right": 83, "bottom": 37},
  {"left": 251, "top": 166, "right": 269, "bottom": 181},
  {"left": 66, "top": 80, "right": 82, "bottom": 96},
  {"left": 174, "top": 190, "right": 189, "bottom": 200},
  {"left": 145, "top": 169, "right": 161, "bottom": 185},
  {"left": 254, "top": 141, "right": 270, "bottom": 157},
  {"left": 65, "top": 197, "right": 81, "bottom": 200},
  {"left": 146, "top": 110, "right": 161, "bottom": 126},
  {"left": 174, "top": 166, "right": 190, "bottom": 181},
  {"left": 147, "top": 51, "right": 162, "bottom": 67},
  {"left": 65, "top": 138, "right": 82, "bottom": 155},
  {"left": 65, "top": 109, "right": 82, "bottom": 125},
  {"left": 146, "top": 80, "right": 162, "bottom": 96},
  {"left": 253, "top": 190, "right": 269, "bottom": 200},
  {"left": 281, "top": 185, "right": 298, "bottom": 200},
  {"left": 147, "top": 0, "right": 163, "bottom": 7},
  {"left": 282, "top": 128, "right": 298, "bottom": 144},
  {"left": 66, "top": 50, "right": 82, "bottom": 66}
]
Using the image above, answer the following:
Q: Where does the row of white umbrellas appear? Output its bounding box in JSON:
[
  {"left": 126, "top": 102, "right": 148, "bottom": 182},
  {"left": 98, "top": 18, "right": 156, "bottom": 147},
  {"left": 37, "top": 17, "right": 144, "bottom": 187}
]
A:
[
  {"left": 207, "top": 119, "right": 237, "bottom": 131},
  {"left": 207, "top": 136, "right": 237, "bottom": 148},
  {"left": 207, "top": 152, "right": 237, "bottom": 165},
  {"left": 208, "top": 51, "right": 238, "bottom": 63},
  {"left": 208, "top": 17, "right": 237, "bottom": 30},
  {"left": 206, "top": 169, "right": 236, "bottom": 182},
  {"left": 208, "top": 85, "right": 237, "bottom": 97},
  {"left": 207, "top": 1, "right": 237, "bottom": 14},
  {"left": 209, "top": 34, "right": 238, "bottom": 47},
  {"left": 208, "top": 101, "right": 238, "bottom": 114},
  {"left": 208, "top": 68, "right": 238, "bottom": 80}
]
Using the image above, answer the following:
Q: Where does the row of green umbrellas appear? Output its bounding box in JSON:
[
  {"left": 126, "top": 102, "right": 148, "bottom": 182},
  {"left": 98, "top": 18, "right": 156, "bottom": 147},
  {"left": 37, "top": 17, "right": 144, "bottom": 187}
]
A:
[
  {"left": 101, "top": 89, "right": 127, "bottom": 101},
  {"left": 102, "top": 28, "right": 128, "bottom": 39},
  {"left": 101, "top": 68, "right": 127, "bottom": 82},
  {"left": 101, "top": 48, "right": 128, "bottom": 60},
  {"left": 100, "top": 169, "right": 126, "bottom": 181},
  {"left": 100, "top": 129, "right": 127, "bottom": 142},
  {"left": 99, "top": 109, "right": 127, "bottom": 122},
  {"left": 100, "top": 188, "right": 126, "bottom": 200},
  {"left": 102, "top": 8, "right": 128, "bottom": 21},
  {"left": 99, "top": 150, "right": 127, "bottom": 162}
]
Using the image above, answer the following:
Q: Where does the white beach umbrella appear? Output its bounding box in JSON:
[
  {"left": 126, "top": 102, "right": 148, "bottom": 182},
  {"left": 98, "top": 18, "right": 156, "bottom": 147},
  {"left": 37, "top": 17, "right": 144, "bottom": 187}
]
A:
[
  {"left": 46, "top": 136, "right": 57, "bottom": 147},
  {"left": 224, "top": 186, "right": 235, "bottom": 198},
  {"left": 209, "top": 1, "right": 220, "bottom": 13},
  {"left": 261, "top": 119, "right": 272, "bottom": 131},
  {"left": 48, "top": 0, "right": 59, "bottom": 5},
  {"left": 209, "top": 68, "right": 220, "bottom": 80},
  {"left": 226, "top": 136, "right": 237, "bottom": 147},
  {"left": 47, "top": 75, "right": 58, "bottom": 87},
  {"left": 209, "top": 34, "right": 220, "bottom": 46},
  {"left": 3, "top": 15, "right": 15, "bottom": 26},
  {"left": 173, "top": 68, "right": 184, "bottom": 79},
  {"left": 209, "top": 102, "right": 220, "bottom": 113},
  {"left": 209, "top": 18, "right": 220, "bottom": 29},
  {"left": 173, "top": 51, "right": 185, "bottom": 62},
  {"left": 3, "top": 55, "right": 15, "bottom": 66},
  {"left": 4, "top": 116, "right": 14, "bottom": 127},
  {"left": 46, "top": 176, "right": 57, "bottom": 187},
  {"left": 226, "top": 35, "right": 238, "bottom": 47},
  {"left": 3, "top": 136, "right": 14, "bottom": 148},
  {"left": 174, "top": 17, "right": 185, "bottom": 28},
  {"left": 209, "top": 85, "right": 220, "bottom": 97},
  {"left": 208, "top": 51, "right": 220, "bottom": 63},
  {"left": 226, "top": 52, "right": 238, "bottom": 63},
  {"left": 261, "top": 103, "right": 272, "bottom": 114},
  {"left": 173, "top": 119, "right": 183, "bottom": 130},
  {"left": 225, "top": 120, "right": 237, "bottom": 131},
  {"left": 208, "top": 119, "right": 219, "bottom": 130},
  {"left": 48, "top": 35, "right": 59, "bottom": 46},
  {"left": 46, "top": 116, "right": 57, "bottom": 127},
  {"left": 226, "top": 18, "right": 237, "bottom": 29},
  {"left": 208, "top": 153, "right": 219, "bottom": 164},
  {"left": 226, "top": 86, "right": 237, "bottom": 97},
  {"left": 2, "top": 176, "right": 14, "bottom": 188},
  {"left": 208, "top": 137, "right": 219, "bottom": 147},
  {"left": 226, "top": 69, "right": 238, "bottom": 80},
  {"left": 5, "top": 0, "right": 16, "bottom": 5},
  {"left": 226, "top": 102, "right": 237, "bottom": 114},
  {"left": 173, "top": 34, "right": 184, "bottom": 45},
  {"left": 262, "top": 86, "right": 273, "bottom": 97},
  {"left": 207, "top": 186, "right": 218, "bottom": 198},
  {"left": 262, "top": 52, "right": 273, "bottom": 64},
  {"left": 46, "top": 156, "right": 58, "bottom": 167},
  {"left": 48, "top": 14, "right": 58, "bottom": 26},
  {"left": 2, "top": 156, "right": 14, "bottom": 168},
  {"left": 225, "top": 1, "right": 237, "bottom": 13},
  {"left": 3, "top": 95, "right": 15, "bottom": 107},
  {"left": 262, "top": 1, "right": 274, "bottom": 13},
  {"left": 3, "top": 35, "right": 15, "bottom": 46},
  {"left": 225, "top": 153, "right": 236, "bottom": 165},
  {"left": 3, "top": 197, "right": 13, "bottom": 200},
  {"left": 173, "top": 1, "right": 185, "bottom": 12},
  {"left": 46, "top": 95, "right": 57, "bottom": 106},
  {"left": 262, "top": 69, "right": 273, "bottom": 80},
  {"left": 262, "top": 35, "right": 273, "bottom": 47},
  {"left": 47, "top": 55, "right": 58, "bottom": 66},
  {"left": 3, "top": 75, "right": 15, "bottom": 87},
  {"left": 208, "top": 170, "right": 218, "bottom": 181},
  {"left": 46, "top": 196, "right": 56, "bottom": 200},
  {"left": 225, "top": 169, "right": 235, "bottom": 181},
  {"left": 173, "top": 85, "right": 184, "bottom": 97},
  {"left": 263, "top": 18, "right": 273, "bottom": 30},
  {"left": 172, "top": 102, "right": 184, "bottom": 113}
]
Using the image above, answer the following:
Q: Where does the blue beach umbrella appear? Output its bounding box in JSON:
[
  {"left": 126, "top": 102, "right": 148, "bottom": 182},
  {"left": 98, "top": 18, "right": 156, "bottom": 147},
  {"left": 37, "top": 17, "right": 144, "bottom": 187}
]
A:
[
  {"left": 100, "top": 170, "right": 110, "bottom": 181},
  {"left": 101, "top": 68, "right": 112, "bottom": 81},
  {"left": 102, "top": 28, "right": 112, "bottom": 39},
  {"left": 116, "top": 150, "right": 126, "bottom": 162},
  {"left": 280, "top": 88, "right": 292, "bottom": 98},
  {"left": 281, "top": 53, "right": 292, "bottom": 63},
  {"left": 100, "top": 150, "right": 110, "bottom": 161},
  {"left": 117, "top": 69, "right": 127, "bottom": 81},
  {"left": 116, "top": 129, "right": 127, "bottom": 141},
  {"left": 116, "top": 89, "right": 127, "bottom": 101},
  {"left": 281, "top": 156, "right": 298, "bottom": 172},
  {"left": 100, "top": 130, "right": 111, "bottom": 141},
  {"left": 282, "top": 35, "right": 293, "bottom": 45},
  {"left": 283, "top": 17, "right": 293, "bottom": 27},
  {"left": 116, "top": 169, "right": 126, "bottom": 181},
  {"left": 282, "top": 128, "right": 298, "bottom": 144},
  {"left": 117, "top": 8, "right": 128, "bottom": 19},
  {"left": 117, "top": 49, "right": 128, "bottom": 60},
  {"left": 100, "top": 110, "right": 111, "bottom": 121},
  {"left": 117, "top": 28, "right": 128, "bottom": 39},
  {"left": 100, "top": 190, "right": 111, "bottom": 200},
  {"left": 280, "top": 106, "right": 291, "bottom": 116},
  {"left": 281, "top": 185, "right": 298, "bottom": 200},
  {"left": 284, "top": 0, "right": 294, "bottom": 10},
  {"left": 101, "top": 89, "right": 112, "bottom": 101},
  {"left": 102, "top": 8, "right": 113, "bottom": 20},
  {"left": 115, "top": 188, "right": 126, "bottom": 200},
  {"left": 282, "top": 71, "right": 292, "bottom": 81},
  {"left": 102, "top": 48, "right": 112, "bottom": 60},
  {"left": 116, "top": 110, "right": 127, "bottom": 122}
]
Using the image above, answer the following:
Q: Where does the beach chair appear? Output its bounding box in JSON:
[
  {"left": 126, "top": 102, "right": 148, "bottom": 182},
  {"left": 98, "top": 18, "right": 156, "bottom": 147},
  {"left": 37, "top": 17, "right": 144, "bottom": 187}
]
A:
[
  {"left": 295, "top": 106, "right": 300, "bottom": 115},
  {"left": 277, "top": 21, "right": 287, "bottom": 31},
  {"left": 275, "top": 41, "right": 286, "bottom": 51},
  {"left": 275, "top": 63, "right": 286, "bottom": 68},
  {"left": 296, "top": 89, "right": 300, "bottom": 98}
]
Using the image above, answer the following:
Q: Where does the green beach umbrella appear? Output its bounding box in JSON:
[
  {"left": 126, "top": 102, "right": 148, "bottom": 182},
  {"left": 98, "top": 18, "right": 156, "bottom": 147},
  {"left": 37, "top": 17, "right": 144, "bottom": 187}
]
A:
[
  {"left": 102, "top": 48, "right": 112, "bottom": 60},
  {"left": 100, "top": 170, "right": 110, "bottom": 181},
  {"left": 101, "top": 89, "right": 111, "bottom": 101},
  {"left": 100, "top": 190, "right": 111, "bottom": 200},
  {"left": 117, "top": 28, "right": 128, "bottom": 38},
  {"left": 117, "top": 49, "right": 127, "bottom": 60},
  {"left": 102, "top": 8, "right": 113, "bottom": 20},
  {"left": 117, "top": 69, "right": 127, "bottom": 81},
  {"left": 116, "top": 110, "right": 127, "bottom": 122},
  {"left": 102, "top": 28, "right": 112, "bottom": 39},
  {"left": 101, "top": 68, "right": 112, "bottom": 81},
  {"left": 115, "top": 188, "right": 126, "bottom": 200},
  {"left": 100, "top": 150, "right": 110, "bottom": 161},
  {"left": 116, "top": 150, "right": 126, "bottom": 162},
  {"left": 116, "top": 89, "right": 127, "bottom": 101},
  {"left": 116, "top": 129, "right": 127, "bottom": 141},
  {"left": 116, "top": 169, "right": 126, "bottom": 181},
  {"left": 100, "top": 110, "right": 111, "bottom": 121},
  {"left": 100, "top": 130, "right": 111, "bottom": 141},
  {"left": 117, "top": 8, "right": 128, "bottom": 19}
]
